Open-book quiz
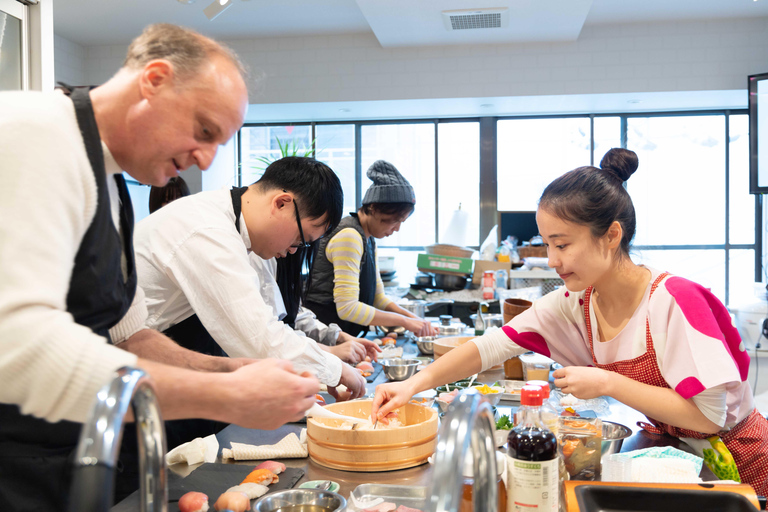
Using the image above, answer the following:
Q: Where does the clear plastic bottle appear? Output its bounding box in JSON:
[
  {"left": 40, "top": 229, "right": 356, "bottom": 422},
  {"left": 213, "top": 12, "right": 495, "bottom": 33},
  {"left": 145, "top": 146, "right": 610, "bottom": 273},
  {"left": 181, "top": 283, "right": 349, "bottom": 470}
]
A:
[
  {"left": 525, "top": 380, "right": 558, "bottom": 435},
  {"left": 507, "top": 385, "right": 559, "bottom": 512}
]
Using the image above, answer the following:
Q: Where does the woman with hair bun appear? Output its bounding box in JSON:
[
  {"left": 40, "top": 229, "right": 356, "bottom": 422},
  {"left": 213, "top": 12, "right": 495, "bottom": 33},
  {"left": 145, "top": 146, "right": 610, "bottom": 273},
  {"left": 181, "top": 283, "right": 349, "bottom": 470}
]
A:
[{"left": 372, "top": 148, "right": 768, "bottom": 493}]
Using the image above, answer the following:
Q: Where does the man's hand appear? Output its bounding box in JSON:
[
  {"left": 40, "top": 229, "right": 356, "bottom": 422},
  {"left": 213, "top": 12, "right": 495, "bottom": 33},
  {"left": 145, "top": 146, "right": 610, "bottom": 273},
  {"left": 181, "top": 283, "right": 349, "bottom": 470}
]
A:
[
  {"left": 328, "top": 363, "right": 366, "bottom": 401},
  {"left": 336, "top": 331, "right": 381, "bottom": 364},
  {"left": 221, "top": 359, "right": 319, "bottom": 429}
]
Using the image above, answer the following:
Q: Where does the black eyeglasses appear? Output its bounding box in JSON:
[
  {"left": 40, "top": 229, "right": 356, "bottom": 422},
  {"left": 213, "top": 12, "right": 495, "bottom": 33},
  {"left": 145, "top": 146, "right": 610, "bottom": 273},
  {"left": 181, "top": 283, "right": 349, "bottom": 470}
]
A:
[{"left": 292, "top": 199, "right": 312, "bottom": 249}]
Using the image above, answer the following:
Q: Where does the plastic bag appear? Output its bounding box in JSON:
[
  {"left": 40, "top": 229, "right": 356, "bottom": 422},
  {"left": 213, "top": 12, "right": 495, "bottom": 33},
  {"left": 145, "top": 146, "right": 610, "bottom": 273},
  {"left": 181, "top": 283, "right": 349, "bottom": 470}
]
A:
[{"left": 479, "top": 225, "right": 498, "bottom": 261}]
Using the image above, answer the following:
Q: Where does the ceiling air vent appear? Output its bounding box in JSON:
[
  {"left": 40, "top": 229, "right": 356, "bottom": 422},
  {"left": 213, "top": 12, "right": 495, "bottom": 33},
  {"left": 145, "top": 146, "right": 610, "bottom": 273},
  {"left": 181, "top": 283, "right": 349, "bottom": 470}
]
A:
[{"left": 442, "top": 8, "right": 509, "bottom": 31}]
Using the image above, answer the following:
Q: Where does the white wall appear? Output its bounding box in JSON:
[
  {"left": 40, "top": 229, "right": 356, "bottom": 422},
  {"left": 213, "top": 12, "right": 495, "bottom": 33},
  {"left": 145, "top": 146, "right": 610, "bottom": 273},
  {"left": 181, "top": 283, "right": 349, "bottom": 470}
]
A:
[
  {"left": 53, "top": 34, "right": 86, "bottom": 86},
  {"left": 78, "top": 17, "right": 768, "bottom": 105}
]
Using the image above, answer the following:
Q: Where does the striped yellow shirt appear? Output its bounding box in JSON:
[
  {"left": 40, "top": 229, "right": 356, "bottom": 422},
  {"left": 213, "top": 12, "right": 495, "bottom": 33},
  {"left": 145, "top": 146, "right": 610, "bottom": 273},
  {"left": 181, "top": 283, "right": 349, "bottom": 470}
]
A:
[{"left": 326, "top": 227, "right": 393, "bottom": 325}]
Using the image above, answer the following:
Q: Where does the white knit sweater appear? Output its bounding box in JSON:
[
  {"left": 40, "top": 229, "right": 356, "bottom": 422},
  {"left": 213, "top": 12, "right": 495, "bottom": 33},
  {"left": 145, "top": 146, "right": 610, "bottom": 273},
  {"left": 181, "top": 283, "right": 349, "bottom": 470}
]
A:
[{"left": 0, "top": 91, "right": 140, "bottom": 424}]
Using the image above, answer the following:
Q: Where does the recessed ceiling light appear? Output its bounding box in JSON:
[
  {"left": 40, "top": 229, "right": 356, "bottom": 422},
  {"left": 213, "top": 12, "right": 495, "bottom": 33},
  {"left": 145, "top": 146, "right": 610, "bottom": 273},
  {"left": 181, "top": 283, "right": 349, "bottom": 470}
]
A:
[
  {"left": 203, "top": 0, "right": 232, "bottom": 20},
  {"left": 480, "top": 103, "right": 494, "bottom": 108},
  {"left": 176, "top": 0, "right": 196, "bottom": 3},
  {"left": 338, "top": 108, "right": 351, "bottom": 113},
  {"left": 627, "top": 99, "right": 642, "bottom": 104}
]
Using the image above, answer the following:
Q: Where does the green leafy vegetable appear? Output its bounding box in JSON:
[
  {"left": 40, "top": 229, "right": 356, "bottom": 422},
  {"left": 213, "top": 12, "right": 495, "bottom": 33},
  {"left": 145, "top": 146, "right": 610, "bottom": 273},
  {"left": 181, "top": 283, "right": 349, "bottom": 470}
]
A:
[{"left": 496, "top": 414, "right": 513, "bottom": 430}]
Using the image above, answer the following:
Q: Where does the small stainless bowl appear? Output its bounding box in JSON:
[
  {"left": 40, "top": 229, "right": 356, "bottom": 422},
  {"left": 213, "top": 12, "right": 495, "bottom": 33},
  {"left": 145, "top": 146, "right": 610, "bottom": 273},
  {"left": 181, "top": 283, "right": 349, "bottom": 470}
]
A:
[
  {"left": 414, "top": 335, "right": 436, "bottom": 354},
  {"left": 253, "top": 488, "right": 346, "bottom": 512},
  {"left": 381, "top": 358, "right": 420, "bottom": 381},
  {"left": 601, "top": 420, "right": 632, "bottom": 457}
]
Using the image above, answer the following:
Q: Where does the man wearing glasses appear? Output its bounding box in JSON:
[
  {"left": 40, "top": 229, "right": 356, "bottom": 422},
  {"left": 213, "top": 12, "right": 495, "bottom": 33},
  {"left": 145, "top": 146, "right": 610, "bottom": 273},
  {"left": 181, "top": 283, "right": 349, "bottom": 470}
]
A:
[{"left": 130, "top": 156, "right": 366, "bottom": 445}]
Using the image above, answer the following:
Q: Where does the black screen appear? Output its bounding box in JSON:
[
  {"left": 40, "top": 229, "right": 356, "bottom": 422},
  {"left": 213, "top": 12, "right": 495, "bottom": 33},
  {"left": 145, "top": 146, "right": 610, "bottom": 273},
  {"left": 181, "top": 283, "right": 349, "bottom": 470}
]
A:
[{"left": 499, "top": 211, "right": 539, "bottom": 244}]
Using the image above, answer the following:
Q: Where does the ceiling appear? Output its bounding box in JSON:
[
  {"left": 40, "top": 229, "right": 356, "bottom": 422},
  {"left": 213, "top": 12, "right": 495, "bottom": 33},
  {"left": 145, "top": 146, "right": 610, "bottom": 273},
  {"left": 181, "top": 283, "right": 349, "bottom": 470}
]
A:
[{"left": 54, "top": 0, "right": 768, "bottom": 47}]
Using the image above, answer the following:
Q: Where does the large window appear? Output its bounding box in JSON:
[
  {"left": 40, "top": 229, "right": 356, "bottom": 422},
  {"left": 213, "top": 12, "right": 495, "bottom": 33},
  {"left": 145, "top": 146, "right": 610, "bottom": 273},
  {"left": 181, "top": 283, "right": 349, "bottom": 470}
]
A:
[
  {"left": 497, "top": 117, "right": 591, "bottom": 211},
  {"left": 361, "top": 123, "right": 436, "bottom": 248},
  {"left": 236, "top": 109, "right": 758, "bottom": 305}
]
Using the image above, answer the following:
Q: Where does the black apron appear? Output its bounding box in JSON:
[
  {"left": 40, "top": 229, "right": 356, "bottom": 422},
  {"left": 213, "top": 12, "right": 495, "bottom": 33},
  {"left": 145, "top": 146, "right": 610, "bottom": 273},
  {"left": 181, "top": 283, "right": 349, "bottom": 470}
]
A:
[
  {"left": 305, "top": 214, "right": 377, "bottom": 337},
  {"left": 0, "top": 87, "right": 138, "bottom": 511},
  {"left": 159, "top": 187, "right": 248, "bottom": 448}
]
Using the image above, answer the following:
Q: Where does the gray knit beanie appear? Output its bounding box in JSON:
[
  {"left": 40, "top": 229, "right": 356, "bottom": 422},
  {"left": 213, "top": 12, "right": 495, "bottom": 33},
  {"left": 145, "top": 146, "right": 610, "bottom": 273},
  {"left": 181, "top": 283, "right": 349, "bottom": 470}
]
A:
[{"left": 362, "top": 160, "right": 416, "bottom": 205}]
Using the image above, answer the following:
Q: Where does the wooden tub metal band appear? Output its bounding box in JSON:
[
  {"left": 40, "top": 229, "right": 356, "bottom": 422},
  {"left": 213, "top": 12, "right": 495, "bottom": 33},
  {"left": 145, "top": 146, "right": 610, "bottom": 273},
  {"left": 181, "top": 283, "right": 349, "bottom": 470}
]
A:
[
  {"left": 305, "top": 431, "right": 437, "bottom": 450},
  {"left": 308, "top": 450, "right": 432, "bottom": 469}
]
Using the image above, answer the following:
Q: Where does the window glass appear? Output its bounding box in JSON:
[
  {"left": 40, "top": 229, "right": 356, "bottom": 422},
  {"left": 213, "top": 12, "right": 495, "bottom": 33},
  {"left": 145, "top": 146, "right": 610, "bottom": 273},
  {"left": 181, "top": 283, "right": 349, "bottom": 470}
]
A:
[
  {"left": 316, "top": 124, "right": 356, "bottom": 216},
  {"left": 593, "top": 117, "right": 622, "bottom": 163},
  {"left": 627, "top": 116, "right": 725, "bottom": 246},
  {"left": 125, "top": 178, "right": 150, "bottom": 224},
  {"left": 438, "top": 122, "right": 480, "bottom": 246},
  {"left": 729, "top": 249, "right": 757, "bottom": 307},
  {"left": 239, "top": 125, "right": 312, "bottom": 185},
  {"left": 729, "top": 114, "right": 755, "bottom": 245},
  {"left": 361, "top": 123, "right": 436, "bottom": 247},
  {"left": 497, "top": 117, "right": 591, "bottom": 211},
  {"left": 632, "top": 248, "right": 725, "bottom": 303},
  {"left": 0, "top": 10, "right": 22, "bottom": 91}
]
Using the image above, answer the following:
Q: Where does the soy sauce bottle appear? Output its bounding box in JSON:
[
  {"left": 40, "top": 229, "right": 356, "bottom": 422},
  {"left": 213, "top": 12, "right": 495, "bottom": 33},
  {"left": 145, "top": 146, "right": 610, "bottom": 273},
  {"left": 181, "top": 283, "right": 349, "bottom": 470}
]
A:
[{"left": 507, "top": 385, "right": 559, "bottom": 512}]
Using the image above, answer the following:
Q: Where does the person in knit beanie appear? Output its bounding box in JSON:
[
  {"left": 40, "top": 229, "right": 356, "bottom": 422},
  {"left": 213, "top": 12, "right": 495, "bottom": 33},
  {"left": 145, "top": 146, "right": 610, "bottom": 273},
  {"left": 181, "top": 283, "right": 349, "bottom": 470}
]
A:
[{"left": 305, "top": 160, "right": 437, "bottom": 337}]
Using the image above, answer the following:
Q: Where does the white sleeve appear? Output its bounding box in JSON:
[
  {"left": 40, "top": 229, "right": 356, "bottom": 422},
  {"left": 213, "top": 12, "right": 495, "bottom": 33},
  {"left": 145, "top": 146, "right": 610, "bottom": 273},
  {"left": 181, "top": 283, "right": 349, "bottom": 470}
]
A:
[
  {"left": 0, "top": 95, "right": 138, "bottom": 423},
  {"left": 471, "top": 327, "right": 529, "bottom": 370},
  {"left": 109, "top": 285, "right": 149, "bottom": 344},
  {"left": 166, "top": 228, "right": 343, "bottom": 386},
  {"left": 691, "top": 383, "right": 728, "bottom": 428},
  {"left": 294, "top": 306, "right": 341, "bottom": 345}
]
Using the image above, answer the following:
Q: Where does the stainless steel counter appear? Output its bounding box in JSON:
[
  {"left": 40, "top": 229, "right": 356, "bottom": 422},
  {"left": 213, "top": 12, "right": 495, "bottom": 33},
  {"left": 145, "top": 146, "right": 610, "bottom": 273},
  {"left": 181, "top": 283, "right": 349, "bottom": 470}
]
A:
[{"left": 113, "top": 334, "right": 713, "bottom": 510}]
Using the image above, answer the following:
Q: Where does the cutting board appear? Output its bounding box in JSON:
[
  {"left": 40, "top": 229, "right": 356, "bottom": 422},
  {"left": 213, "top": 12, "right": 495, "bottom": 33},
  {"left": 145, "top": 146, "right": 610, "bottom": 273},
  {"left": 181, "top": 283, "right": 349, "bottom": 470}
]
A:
[{"left": 167, "top": 464, "right": 303, "bottom": 511}]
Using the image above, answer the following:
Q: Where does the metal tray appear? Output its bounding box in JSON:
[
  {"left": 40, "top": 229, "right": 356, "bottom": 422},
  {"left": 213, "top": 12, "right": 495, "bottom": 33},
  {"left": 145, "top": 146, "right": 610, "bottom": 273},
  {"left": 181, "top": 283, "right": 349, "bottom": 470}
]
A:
[{"left": 347, "top": 483, "right": 428, "bottom": 511}]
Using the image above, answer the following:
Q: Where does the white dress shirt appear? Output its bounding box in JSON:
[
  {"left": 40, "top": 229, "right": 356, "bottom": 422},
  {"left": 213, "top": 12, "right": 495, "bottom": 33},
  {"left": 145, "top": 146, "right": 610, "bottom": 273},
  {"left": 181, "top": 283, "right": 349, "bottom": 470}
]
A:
[
  {"left": 134, "top": 188, "right": 343, "bottom": 386},
  {"left": 248, "top": 254, "right": 342, "bottom": 346}
]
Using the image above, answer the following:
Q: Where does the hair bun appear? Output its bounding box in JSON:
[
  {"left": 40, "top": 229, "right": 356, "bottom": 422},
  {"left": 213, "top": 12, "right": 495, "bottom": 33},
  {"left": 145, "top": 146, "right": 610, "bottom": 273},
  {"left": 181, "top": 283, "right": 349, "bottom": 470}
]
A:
[{"left": 599, "top": 148, "right": 638, "bottom": 182}]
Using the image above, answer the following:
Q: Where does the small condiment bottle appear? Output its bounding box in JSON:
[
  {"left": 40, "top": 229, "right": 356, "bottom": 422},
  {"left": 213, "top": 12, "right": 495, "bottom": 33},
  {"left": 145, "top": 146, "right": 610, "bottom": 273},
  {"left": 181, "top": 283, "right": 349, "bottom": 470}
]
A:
[
  {"left": 474, "top": 302, "right": 488, "bottom": 336},
  {"left": 482, "top": 270, "right": 495, "bottom": 300},
  {"left": 459, "top": 450, "right": 507, "bottom": 512}
]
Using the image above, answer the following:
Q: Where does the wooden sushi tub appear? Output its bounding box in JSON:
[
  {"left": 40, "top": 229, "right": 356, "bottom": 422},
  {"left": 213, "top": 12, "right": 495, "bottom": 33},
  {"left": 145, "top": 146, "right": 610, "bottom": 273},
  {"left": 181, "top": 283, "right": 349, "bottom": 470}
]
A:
[
  {"left": 306, "top": 399, "right": 438, "bottom": 472},
  {"left": 433, "top": 335, "right": 475, "bottom": 359}
]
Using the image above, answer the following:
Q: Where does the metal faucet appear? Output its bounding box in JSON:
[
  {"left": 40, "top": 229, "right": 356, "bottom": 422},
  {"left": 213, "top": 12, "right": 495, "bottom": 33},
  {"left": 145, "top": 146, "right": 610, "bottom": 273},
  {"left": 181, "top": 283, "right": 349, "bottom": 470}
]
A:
[
  {"left": 429, "top": 391, "right": 498, "bottom": 512},
  {"left": 69, "top": 367, "right": 167, "bottom": 512}
]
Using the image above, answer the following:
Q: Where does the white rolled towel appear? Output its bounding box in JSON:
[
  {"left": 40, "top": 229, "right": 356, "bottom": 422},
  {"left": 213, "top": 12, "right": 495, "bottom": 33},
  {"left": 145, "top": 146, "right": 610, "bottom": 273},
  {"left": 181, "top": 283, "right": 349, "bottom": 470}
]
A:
[{"left": 222, "top": 429, "right": 308, "bottom": 461}]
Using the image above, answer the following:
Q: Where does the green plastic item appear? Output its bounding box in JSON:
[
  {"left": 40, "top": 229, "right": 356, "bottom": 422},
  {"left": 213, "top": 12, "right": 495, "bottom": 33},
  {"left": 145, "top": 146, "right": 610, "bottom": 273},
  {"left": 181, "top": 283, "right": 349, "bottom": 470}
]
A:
[{"left": 702, "top": 436, "right": 741, "bottom": 483}]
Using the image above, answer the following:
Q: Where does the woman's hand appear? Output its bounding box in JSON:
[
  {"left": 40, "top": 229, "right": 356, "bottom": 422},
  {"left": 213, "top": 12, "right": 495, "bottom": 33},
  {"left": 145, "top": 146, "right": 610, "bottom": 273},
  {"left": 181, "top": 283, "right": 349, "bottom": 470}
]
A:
[
  {"left": 371, "top": 381, "right": 417, "bottom": 424},
  {"left": 552, "top": 366, "right": 612, "bottom": 400},
  {"left": 403, "top": 317, "right": 438, "bottom": 337}
]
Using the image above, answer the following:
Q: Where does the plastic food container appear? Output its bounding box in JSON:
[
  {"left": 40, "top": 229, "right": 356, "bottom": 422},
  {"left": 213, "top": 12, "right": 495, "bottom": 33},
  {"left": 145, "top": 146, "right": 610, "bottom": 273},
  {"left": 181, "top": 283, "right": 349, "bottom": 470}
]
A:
[
  {"left": 519, "top": 353, "right": 553, "bottom": 381},
  {"left": 347, "top": 483, "right": 428, "bottom": 512},
  {"left": 557, "top": 416, "right": 603, "bottom": 480}
]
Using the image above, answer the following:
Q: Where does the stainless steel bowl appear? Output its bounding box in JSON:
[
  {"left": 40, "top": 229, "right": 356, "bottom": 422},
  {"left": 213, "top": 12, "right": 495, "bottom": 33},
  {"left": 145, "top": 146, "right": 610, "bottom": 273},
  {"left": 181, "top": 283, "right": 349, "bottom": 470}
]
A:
[
  {"left": 381, "top": 358, "right": 420, "bottom": 381},
  {"left": 601, "top": 420, "right": 632, "bottom": 457},
  {"left": 253, "top": 488, "right": 346, "bottom": 512},
  {"left": 414, "top": 335, "right": 436, "bottom": 354},
  {"left": 401, "top": 299, "right": 428, "bottom": 318}
]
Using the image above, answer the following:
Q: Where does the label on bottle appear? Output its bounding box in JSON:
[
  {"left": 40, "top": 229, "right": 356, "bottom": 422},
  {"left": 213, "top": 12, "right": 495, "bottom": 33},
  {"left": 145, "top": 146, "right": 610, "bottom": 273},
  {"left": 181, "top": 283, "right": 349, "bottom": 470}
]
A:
[{"left": 506, "top": 455, "right": 558, "bottom": 512}]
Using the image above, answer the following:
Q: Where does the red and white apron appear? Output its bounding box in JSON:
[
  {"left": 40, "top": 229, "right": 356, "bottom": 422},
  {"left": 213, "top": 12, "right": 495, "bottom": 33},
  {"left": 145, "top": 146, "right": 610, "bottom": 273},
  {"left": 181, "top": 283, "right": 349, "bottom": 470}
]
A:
[{"left": 583, "top": 272, "right": 768, "bottom": 495}]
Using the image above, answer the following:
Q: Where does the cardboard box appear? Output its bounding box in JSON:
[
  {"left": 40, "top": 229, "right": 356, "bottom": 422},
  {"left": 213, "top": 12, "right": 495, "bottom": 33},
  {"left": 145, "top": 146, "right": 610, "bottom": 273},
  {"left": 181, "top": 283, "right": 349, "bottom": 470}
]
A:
[
  {"left": 472, "top": 260, "right": 512, "bottom": 285},
  {"left": 416, "top": 253, "right": 473, "bottom": 275}
]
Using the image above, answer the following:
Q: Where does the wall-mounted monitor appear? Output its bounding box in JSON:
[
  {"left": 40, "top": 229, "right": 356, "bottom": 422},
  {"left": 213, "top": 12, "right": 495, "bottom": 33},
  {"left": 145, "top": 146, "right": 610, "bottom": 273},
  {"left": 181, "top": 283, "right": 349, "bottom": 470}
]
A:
[
  {"left": 498, "top": 211, "right": 539, "bottom": 245},
  {"left": 749, "top": 72, "right": 768, "bottom": 194}
]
